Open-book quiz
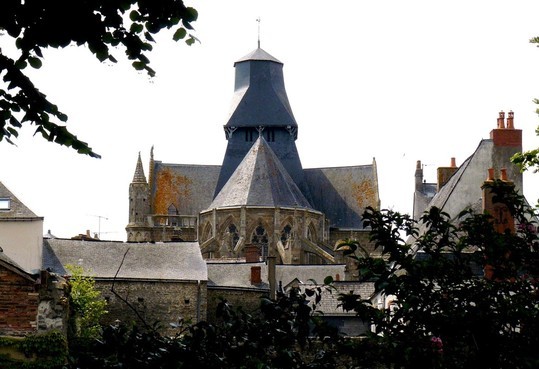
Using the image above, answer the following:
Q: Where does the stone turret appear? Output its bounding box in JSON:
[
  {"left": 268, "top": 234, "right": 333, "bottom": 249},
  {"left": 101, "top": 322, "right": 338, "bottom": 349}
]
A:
[{"left": 126, "top": 152, "right": 151, "bottom": 242}]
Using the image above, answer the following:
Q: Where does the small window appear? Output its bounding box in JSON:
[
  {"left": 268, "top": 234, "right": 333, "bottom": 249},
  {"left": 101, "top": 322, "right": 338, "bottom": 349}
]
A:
[{"left": 0, "top": 198, "right": 10, "bottom": 210}]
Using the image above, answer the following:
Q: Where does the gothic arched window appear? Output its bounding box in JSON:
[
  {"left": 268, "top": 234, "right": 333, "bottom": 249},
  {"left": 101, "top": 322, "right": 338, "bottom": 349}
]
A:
[
  {"left": 251, "top": 224, "right": 269, "bottom": 258},
  {"left": 280, "top": 224, "right": 292, "bottom": 247},
  {"left": 227, "top": 224, "right": 240, "bottom": 251}
]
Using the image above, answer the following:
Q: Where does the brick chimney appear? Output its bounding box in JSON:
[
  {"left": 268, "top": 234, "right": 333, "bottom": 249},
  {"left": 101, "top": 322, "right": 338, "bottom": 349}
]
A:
[
  {"left": 437, "top": 157, "right": 458, "bottom": 191},
  {"left": 490, "top": 110, "right": 522, "bottom": 147},
  {"left": 482, "top": 168, "right": 515, "bottom": 234},
  {"left": 244, "top": 244, "right": 260, "bottom": 262},
  {"left": 250, "top": 266, "right": 262, "bottom": 285}
]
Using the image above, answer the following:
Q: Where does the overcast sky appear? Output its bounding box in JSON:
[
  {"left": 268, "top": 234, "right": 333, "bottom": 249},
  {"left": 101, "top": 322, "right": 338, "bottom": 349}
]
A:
[{"left": 1, "top": 1, "right": 539, "bottom": 240}]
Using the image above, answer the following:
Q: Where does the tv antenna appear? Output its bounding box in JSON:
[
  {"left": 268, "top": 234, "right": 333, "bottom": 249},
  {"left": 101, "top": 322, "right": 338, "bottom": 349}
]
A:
[{"left": 88, "top": 214, "right": 108, "bottom": 239}]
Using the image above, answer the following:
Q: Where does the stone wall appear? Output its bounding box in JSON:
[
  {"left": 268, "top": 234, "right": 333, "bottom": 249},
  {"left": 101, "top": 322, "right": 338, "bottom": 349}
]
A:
[
  {"left": 96, "top": 279, "right": 207, "bottom": 336},
  {"left": 206, "top": 287, "right": 268, "bottom": 323},
  {"left": 37, "top": 271, "right": 70, "bottom": 335}
]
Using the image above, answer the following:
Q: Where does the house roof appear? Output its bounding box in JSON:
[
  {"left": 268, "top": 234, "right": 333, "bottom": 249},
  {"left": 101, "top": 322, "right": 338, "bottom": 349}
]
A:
[
  {"left": 43, "top": 239, "right": 207, "bottom": 281},
  {"left": 209, "top": 137, "right": 312, "bottom": 209},
  {"left": 206, "top": 261, "right": 346, "bottom": 290},
  {"left": 0, "top": 180, "right": 40, "bottom": 219}
]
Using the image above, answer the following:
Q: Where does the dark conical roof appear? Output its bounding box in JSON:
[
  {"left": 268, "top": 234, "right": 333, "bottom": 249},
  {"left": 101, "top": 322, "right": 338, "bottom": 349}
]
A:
[
  {"left": 209, "top": 137, "right": 311, "bottom": 209},
  {"left": 132, "top": 152, "right": 147, "bottom": 183},
  {"left": 225, "top": 47, "right": 297, "bottom": 128}
]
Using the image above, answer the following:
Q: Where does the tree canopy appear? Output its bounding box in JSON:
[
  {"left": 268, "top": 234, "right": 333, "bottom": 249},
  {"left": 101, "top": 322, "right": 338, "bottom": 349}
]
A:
[
  {"left": 0, "top": 0, "right": 197, "bottom": 158},
  {"left": 337, "top": 181, "right": 539, "bottom": 368}
]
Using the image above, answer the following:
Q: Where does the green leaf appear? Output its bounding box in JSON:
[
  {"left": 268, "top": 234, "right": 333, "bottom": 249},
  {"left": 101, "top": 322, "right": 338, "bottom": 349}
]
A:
[
  {"left": 132, "top": 61, "right": 145, "bottom": 70},
  {"left": 323, "top": 276, "right": 334, "bottom": 285},
  {"left": 130, "top": 23, "right": 144, "bottom": 33},
  {"left": 173, "top": 28, "right": 187, "bottom": 41},
  {"left": 129, "top": 10, "right": 140, "bottom": 21},
  {"left": 28, "top": 56, "right": 42, "bottom": 69}
]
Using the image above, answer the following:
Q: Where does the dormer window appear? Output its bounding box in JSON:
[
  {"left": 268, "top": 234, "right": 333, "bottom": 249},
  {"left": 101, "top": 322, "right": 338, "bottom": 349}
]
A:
[{"left": 0, "top": 198, "right": 10, "bottom": 210}]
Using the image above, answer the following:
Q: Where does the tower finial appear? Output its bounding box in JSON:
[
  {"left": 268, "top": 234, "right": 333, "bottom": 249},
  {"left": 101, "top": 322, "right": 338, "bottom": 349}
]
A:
[{"left": 256, "top": 17, "right": 261, "bottom": 48}]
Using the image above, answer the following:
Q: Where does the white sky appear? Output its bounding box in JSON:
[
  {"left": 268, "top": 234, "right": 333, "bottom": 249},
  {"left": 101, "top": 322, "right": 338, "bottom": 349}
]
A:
[{"left": 1, "top": 0, "right": 539, "bottom": 240}]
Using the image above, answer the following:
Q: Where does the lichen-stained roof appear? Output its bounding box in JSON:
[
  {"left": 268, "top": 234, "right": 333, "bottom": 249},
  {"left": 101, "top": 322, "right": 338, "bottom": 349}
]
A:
[
  {"left": 43, "top": 239, "right": 207, "bottom": 281},
  {"left": 151, "top": 163, "right": 221, "bottom": 215},
  {"left": 304, "top": 160, "right": 379, "bottom": 229},
  {"left": 0, "top": 180, "right": 41, "bottom": 219},
  {"left": 209, "top": 137, "right": 312, "bottom": 209}
]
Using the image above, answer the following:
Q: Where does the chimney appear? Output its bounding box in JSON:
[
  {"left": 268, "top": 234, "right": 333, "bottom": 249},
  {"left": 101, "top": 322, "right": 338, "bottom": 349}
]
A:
[
  {"left": 244, "top": 244, "right": 260, "bottom": 262},
  {"left": 437, "top": 157, "right": 458, "bottom": 191},
  {"left": 481, "top": 168, "right": 515, "bottom": 234},
  {"left": 481, "top": 168, "right": 516, "bottom": 280},
  {"left": 490, "top": 110, "right": 522, "bottom": 147},
  {"left": 415, "top": 160, "right": 424, "bottom": 191},
  {"left": 250, "top": 266, "right": 262, "bottom": 285}
]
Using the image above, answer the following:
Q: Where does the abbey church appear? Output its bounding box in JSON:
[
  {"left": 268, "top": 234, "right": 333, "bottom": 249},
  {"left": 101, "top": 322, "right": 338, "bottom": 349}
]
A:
[{"left": 126, "top": 47, "right": 380, "bottom": 265}]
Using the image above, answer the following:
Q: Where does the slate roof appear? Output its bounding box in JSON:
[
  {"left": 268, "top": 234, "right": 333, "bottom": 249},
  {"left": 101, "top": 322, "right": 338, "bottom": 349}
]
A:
[
  {"left": 225, "top": 47, "right": 297, "bottom": 128},
  {"left": 209, "top": 137, "right": 312, "bottom": 209},
  {"left": 43, "top": 239, "right": 207, "bottom": 281},
  {"left": 207, "top": 261, "right": 269, "bottom": 289},
  {"left": 206, "top": 262, "right": 346, "bottom": 290},
  {"left": 0, "top": 180, "right": 40, "bottom": 219},
  {"left": 235, "top": 47, "right": 282, "bottom": 65},
  {"left": 304, "top": 161, "right": 379, "bottom": 229}
]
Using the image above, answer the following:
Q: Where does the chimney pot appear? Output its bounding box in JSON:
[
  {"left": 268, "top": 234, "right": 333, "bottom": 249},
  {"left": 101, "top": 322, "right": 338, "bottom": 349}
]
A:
[
  {"left": 507, "top": 110, "right": 514, "bottom": 129},
  {"left": 500, "top": 168, "right": 507, "bottom": 181},
  {"left": 497, "top": 111, "right": 505, "bottom": 129},
  {"left": 487, "top": 168, "right": 495, "bottom": 181},
  {"left": 450, "top": 157, "right": 456, "bottom": 167}
]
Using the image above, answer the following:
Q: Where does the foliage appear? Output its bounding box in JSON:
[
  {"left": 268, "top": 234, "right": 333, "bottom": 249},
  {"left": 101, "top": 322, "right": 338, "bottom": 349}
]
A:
[
  {"left": 512, "top": 125, "right": 539, "bottom": 175},
  {"left": 511, "top": 36, "right": 539, "bottom": 184},
  {"left": 337, "top": 181, "right": 539, "bottom": 368},
  {"left": 66, "top": 264, "right": 108, "bottom": 341},
  {"left": 71, "top": 287, "right": 342, "bottom": 369},
  {"left": 0, "top": 330, "right": 67, "bottom": 369},
  {"left": 0, "top": 0, "right": 198, "bottom": 157}
]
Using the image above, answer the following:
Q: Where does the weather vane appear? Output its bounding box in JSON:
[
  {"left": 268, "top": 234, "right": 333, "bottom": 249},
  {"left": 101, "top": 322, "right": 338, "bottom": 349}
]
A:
[{"left": 256, "top": 17, "right": 261, "bottom": 48}]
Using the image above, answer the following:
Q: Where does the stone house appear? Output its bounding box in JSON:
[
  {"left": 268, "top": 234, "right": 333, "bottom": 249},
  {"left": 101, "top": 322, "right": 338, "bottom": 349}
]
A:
[{"left": 44, "top": 239, "right": 208, "bottom": 335}]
